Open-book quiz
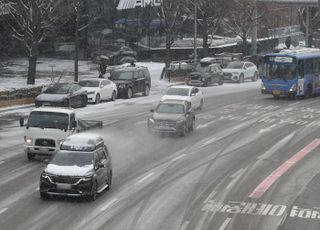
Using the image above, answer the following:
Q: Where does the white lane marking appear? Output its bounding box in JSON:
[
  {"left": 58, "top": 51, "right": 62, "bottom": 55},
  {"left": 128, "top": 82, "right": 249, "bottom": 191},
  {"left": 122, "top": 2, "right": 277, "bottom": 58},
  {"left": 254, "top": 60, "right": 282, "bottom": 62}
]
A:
[
  {"left": 100, "top": 198, "right": 119, "bottom": 212},
  {"left": 203, "top": 190, "right": 217, "bottom": 204},
  {"left": 103, "top": 120, "right": 119, "bottom": 127},
  {"left": 196, "top": 120, "right": 216, "bottom": 129},
  {"left": 137, "top": 172, "right": 155, "bottom": 184},
  {"left": 201, "top": 137, "right": 217, "bottom": 147},
  {"left": 259, "top": 124, "right": 277, "bottom": 134},
  {"left": 219, "top": 218, "right": 232, "bottom": 230},
  {"left": 0, "top": 208, "right": 8, "bottom": 215},
  {"left": 226, "top": 167, "right": 247, "bottom": 190},
  {"left": 178, "top": 221, "right": 190, "bottom": 230},
  {"left": 230, "top": 168, "right": 245, "bottom": 179},
  {"left": 135, "top": 120, "right": 147, "bottom": 125},
  {"left": 171, "top": 154, "right": 186, "bottom": 162}
]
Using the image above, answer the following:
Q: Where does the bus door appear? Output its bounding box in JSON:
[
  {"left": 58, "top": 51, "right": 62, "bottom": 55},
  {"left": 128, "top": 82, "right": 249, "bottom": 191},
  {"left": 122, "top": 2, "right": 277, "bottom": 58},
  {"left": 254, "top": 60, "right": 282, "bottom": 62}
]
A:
[{"left": 297, "top": 79, "right": 304, "bottom": 96}]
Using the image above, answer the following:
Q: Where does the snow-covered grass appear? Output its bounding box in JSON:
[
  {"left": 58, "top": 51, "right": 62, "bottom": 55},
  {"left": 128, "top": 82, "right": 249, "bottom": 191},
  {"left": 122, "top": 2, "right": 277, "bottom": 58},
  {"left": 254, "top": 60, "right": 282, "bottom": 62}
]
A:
[{"left": 0, "top": 58, "right": 261, "bottom": 115}]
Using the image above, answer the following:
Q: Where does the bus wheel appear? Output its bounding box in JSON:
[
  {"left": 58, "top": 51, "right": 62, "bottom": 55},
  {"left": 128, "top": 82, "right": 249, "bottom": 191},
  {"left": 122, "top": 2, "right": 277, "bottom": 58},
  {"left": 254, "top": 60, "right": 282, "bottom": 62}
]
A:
[{"left": 305, "top": 86, "right": 313, "bottom": 98}]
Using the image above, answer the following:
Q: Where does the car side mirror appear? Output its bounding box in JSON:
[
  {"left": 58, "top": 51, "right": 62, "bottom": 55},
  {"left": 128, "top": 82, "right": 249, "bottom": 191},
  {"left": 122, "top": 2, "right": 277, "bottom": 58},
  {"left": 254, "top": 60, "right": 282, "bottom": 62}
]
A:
[
  {"left": 19, "top": 117, "right": 24, "bottom": 127},
  {"left": 71, "top": 120, "right": 77, "bottom": 129},
  {"left": 150, "top": 109, "right": 155, "bottom": 113},
  {"left": 43, "top": 158, "right": 50, "bottom": 165}
]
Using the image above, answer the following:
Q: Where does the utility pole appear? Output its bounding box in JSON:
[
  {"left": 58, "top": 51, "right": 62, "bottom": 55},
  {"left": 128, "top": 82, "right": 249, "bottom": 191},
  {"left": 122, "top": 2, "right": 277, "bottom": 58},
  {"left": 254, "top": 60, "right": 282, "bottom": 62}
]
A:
[
  {"left": 306, "top": 6, "right": 310, "bottom": 47},
  {"left": 251, "top": 0, "right": 257, "bottom": 55},
  {"left": 194, "top": 0, "right": 198, "bottom": 63}
]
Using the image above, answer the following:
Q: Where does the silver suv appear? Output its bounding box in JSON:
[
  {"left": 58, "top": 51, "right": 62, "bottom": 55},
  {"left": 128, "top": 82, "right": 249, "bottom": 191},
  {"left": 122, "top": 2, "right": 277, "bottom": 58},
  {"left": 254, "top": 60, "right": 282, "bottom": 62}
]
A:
[{"left": 39, "top": 133, "right": 112, "bottom": 201}]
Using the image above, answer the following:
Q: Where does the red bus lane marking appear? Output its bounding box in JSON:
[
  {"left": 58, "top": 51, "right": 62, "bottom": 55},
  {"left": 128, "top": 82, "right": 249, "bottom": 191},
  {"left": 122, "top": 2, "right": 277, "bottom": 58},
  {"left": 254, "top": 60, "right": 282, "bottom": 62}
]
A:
[{"left": 249, "top": 138, "right": 320, "bottom": 199}]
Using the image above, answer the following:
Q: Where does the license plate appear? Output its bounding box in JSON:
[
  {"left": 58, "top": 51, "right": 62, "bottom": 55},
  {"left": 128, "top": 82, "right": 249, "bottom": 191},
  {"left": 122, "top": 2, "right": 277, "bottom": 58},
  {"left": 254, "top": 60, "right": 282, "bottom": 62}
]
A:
[
  {"left": 57, "top": 183, "right": 72, "bottom": 190},
  {"left": 273, "top": 90, "right": 280, "bottom": 95}
]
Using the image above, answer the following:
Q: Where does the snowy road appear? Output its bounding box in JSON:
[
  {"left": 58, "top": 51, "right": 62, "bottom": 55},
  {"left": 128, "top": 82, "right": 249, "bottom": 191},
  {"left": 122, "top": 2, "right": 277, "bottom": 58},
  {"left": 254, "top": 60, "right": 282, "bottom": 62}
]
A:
[{"left": 1, "top": 69, "right": 320, "bottom": 229}]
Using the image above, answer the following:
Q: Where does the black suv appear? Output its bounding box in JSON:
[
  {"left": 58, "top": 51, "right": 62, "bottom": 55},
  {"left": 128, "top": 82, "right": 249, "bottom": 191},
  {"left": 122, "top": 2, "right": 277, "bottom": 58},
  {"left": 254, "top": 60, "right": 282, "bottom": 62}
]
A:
[
  {"left": 188, "top": 62, "right": 224, "bottom": 87},
  {"left": 109, "top": 66, "right": 151, "bottom": 99},
  {"left": 147, "top": 100, "right": 195, "bottom": 137},
  {"left": 39, "top": 133, "right": 112, "bottom": 201}
]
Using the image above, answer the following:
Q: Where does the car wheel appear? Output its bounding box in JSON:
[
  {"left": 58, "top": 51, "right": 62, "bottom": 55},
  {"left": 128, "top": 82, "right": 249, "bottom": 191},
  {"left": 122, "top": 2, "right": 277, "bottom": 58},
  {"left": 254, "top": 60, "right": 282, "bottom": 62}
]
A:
[
  {"left": 111, "top": 91, "right": 117, "bottom": 101},
  {"left": 143, "top": 85, "right": 150, "bottom": 96},
  {"left": 203, "top": 81, "right": 208, "bottom": 87},
  {"left": 107, "top": 170, "right": 112, "bottom": 191},
  {"left": 218, "top": 77, "right": 224, "bottom": 85},
  {"left": 239, "top": 74, "right": 244, "bottom": 83},
  {"left": 198, "top": 99, "right": 204, "bottom": 110},
  {"left": 81, "top": 96, "right": 88, "bottom": 107},
  {"left": 252, "top": 72, "right": 258, "bottom": 81},
  {"left": 27, "top": 152, "right": 35, "bottom": 161},
  {"left": 190, "top": 118, "right": 195, "bottom": 132},
  {"left": 126, "top": 88, "right": 133, "bottom": 99},
  {"left": 180, "top": 123, "right": 187, "bottom": 137},
  {"left": 40, "top": 192, "right": 49, "bottom": 200},
  {"left": 95, "top": 94, "right": 101, "bottom": 104},
  {"left": 87, "top": 181, "right": 97, "bottom": 201}
]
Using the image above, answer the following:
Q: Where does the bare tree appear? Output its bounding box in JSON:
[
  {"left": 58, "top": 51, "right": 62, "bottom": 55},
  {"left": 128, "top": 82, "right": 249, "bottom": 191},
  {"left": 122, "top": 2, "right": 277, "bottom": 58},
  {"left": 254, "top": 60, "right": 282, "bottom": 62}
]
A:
[
  {"left": 3, "top": 0, "right": 63, "bottom": 85},
  {"left": 224, "top": 0, "right": 256, "bottom": 56},
  {"left": 72, "top": 0, "right": 105, "bottom": 82},
  {"left": 192, "top": 0, "right": 230, "bottom": 57},
  {"left": 157, "top": 0, "right": 185, "bottom": 78}
]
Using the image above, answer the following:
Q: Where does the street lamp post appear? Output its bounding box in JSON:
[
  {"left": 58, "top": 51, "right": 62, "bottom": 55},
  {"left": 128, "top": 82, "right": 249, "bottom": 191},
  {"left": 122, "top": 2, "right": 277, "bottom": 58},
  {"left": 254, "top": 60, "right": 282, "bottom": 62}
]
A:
[{"left": 194, "top": 0, "right": 198, "bottom": 63}]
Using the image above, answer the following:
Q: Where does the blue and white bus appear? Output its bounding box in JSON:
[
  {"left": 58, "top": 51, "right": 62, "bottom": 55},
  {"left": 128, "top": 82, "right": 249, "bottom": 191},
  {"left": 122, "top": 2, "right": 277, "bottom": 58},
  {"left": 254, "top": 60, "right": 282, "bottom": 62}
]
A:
[{"left": 261, "top": 48, "right": 320, "bottom": 99}]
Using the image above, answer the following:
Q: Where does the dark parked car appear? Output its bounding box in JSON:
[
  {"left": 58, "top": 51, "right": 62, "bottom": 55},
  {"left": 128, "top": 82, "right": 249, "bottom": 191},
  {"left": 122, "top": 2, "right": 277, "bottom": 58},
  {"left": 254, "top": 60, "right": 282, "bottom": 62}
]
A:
[
  {"left": 147, "top": 99, "right": 195, "bottom": 137},
  {"left": 187, "top": 59, "right": 224, "bottom": 87},
  {"left": 109, "top": 66, "right": 151, "bottom": 99},
  {"left": 35, "top": 83, "right": 88, "bottom": 108},
  {"left": 39, "top": 133, "right": 112, "bottom": 201},
  {"left": 109, "top": 46, "right": 137, "bottom": 65}
]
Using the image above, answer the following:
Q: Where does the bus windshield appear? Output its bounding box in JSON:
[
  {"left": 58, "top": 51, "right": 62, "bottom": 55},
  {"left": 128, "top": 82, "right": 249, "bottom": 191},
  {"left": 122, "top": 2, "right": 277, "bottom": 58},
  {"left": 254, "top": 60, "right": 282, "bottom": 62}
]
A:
[{"left": 266, "top": 63, "right": 297, "bottom": 80}]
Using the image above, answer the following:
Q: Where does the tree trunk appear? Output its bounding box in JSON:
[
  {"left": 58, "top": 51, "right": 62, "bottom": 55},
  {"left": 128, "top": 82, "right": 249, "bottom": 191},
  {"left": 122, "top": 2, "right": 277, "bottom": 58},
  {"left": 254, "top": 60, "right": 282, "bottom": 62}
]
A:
[
  {"left": 164, "top": 33, "right": 171, "bottom": 80},
  {"left": 27, "top": 43, "right": 39, "bottom": 85},
  {"left": 202, "top": 17, "right": 209, "bottom": 57},
  {"left": 74, "top": 2, "right": 80, "bottom": 82},
  {"left": 242, "top": 37, "right": 247, "bottom": 56}
]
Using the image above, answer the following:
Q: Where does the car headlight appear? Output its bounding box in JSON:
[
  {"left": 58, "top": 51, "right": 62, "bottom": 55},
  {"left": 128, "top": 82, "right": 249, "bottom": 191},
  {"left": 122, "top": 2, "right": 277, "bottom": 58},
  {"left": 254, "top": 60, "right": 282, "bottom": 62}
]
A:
[
  {"left": 24, "top": 136, "right": 32, "bottom": 144},
  {"left": 41, "top": 172, "right": 53, "bottom": 183},
  {"left": 118, "top": 84, "right": 126, "bottom": 89},
  {"left": 290, "top": 84, "right": 297, "bottom": 92},
  {"left": 148, "top": 118, "right": 154, "bottom": 123},
  {"left": 81, "top": 176, "right": 92, "bottom": 182},
  {"left": 261, "top": 82, "right": 266, "bottom": 90},
  {"left": 57, "top": 139, "right": 64, "bottom": 146},
  {"left": 87, "top": 91, "right": 95, "bottom": 95}
]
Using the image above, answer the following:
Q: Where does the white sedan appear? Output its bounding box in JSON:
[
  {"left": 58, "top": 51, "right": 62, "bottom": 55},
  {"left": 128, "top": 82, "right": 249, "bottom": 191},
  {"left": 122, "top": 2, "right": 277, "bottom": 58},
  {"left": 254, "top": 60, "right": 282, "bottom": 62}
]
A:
[
  {"left": 222, "top": 61, "right": 258, "bottom": 83},
  {"left": 161, "top": 85, "right": 204, "bottom": 110},
  {"left": 78, "top": 78, "right": 117, "bottom": 104}
]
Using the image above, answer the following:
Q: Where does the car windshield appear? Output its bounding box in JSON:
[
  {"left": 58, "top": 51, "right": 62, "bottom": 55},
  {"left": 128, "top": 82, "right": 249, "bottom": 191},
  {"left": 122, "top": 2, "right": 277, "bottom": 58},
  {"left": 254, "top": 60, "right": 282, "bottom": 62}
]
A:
[
  {"left": 166, "top": 88, "right": 189, "bottom": 96},
  {"left": 111, "top": 71, "right": 134, "bottom": 80},
  {"left": 195, "top": 64, "right": 210, "bottom": 72},
  {"left": 50, "top": 151, "right": 93, "bottom": 167},
  {"left": 266, "top": 64, "right": 297, "bottom": 80},
  {"left": 27, "top": 111, "right": 69, "bottom": 130},
  {"left": 44, "top": 84, "right": 71, "bottom": 94},
  {"left": 79, "top": 80, "right": 99, "bottom": 87},
  {"left": 226, "top": 62, "right": 244, "bottom": 69},
  {"left": 156, "top": 103, "right": 185, "bottom": 114}
]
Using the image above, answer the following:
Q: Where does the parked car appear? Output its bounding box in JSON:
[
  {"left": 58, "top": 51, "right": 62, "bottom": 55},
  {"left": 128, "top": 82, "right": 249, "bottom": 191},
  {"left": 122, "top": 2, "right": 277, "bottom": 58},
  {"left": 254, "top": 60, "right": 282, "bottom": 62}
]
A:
[
  {"left": 222, "top": 61, "right": 259, "bottom": 83},
  {"left": 108, "top": 46, "right": 137, "bottom": 65},
  {"left": 78, "top": 79, "right": 117, "bottom": 104},
  {"left": 109, "top": 66, "right": 151, "bottom": 99},
  {"left": 161, "top": 85, "right": 204, "bottom": 110},
  {"left": 147, "top": 99, "right": 195, "bottom": 137},
  {"left": 39, "top": 133, "right": 112, "bottom": 201},
  {"left": 35, "top": 83, "right": 88, "bottom": 108},
  {"left": 188, "top": 60, "right": 224, "bottom": 86}
]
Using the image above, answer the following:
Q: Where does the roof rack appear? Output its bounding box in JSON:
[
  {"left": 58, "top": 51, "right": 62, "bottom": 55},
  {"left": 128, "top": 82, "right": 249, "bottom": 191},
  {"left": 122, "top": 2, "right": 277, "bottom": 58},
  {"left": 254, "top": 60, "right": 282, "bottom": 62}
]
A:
[{"left": 279, "top": 48, "right": 320, "bottom": 55}]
